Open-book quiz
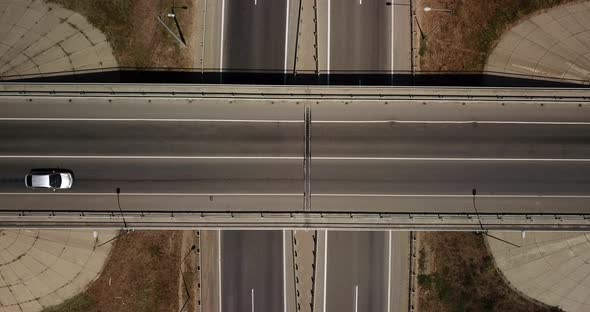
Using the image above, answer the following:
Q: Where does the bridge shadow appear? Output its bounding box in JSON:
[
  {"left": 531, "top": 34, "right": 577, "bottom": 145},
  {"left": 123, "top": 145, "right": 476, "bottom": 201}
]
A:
[{"left": 3, "top": 68, "right": 588, "bottom": 87}]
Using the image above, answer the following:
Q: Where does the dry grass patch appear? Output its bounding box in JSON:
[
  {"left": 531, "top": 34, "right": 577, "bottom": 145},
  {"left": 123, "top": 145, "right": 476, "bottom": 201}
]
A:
[
  {"left": 416, "top": 0, "right": 580, "bottom": 71},
  {"left": 416, "top": 232, "right": 563, "bottom": 312},
  {"left": 46, "top": 0, "right": 196, "bottom": 68},
  {"left": 42, "top": 231, "right": 198, "bottom": 312}
]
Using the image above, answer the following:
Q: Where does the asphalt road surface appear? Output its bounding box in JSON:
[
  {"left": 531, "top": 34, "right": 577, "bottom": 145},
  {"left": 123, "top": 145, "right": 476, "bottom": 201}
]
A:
[
  {"left": 325, "top": 231, "right": 387, "bottom": 312},
  {"left": 318, "top": 0, "right": 412, "bottom": 73},
  {"left": 1, "top": 118, "right": 590, "bottom": 213},
  {"left": 221, "top": 230, "right": 284, "bottom": 312},
  {"left": 222, "top": 0, "right": 299, "bottom": 72},
  {"left": 2, "top": 121, "right": 589, "bottom": 158}
]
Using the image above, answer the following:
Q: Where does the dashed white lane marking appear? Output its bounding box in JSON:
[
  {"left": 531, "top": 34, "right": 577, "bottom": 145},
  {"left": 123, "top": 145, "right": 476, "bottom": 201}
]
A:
[
  {"left": 251, "top": 288, "right": 255, "bottom": 312},
  {"left": 354, "top": 284, "right": 359, "bottom": 312}
]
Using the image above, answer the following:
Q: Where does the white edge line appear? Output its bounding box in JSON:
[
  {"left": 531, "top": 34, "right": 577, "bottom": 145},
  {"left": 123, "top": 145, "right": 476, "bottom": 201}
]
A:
[
  {"left": 2, "top": 193, "right": 590, "bottom": 198},
  {"left": 2, "top": 118, "right": 590, "bottom": 125},
  {"left": 323, "top": 230, "right": 328, "bottom": 312},
  {"left": 386, "top": 230, "right": 392, "bottom": 312},
  {"left": 219, "top": 0, "right": 226, "bottom": 71},
  {"left": 327, "top": 0, "right": 330, "bottom": 75},
  {"left": 1, "top": 156, "right": 590, "bottom": 162},
  {"left": 390, "top": 0, "right": 394, "bottom": 75},
  {"left": 284, "top": 0, "right": 290, "bottom": 74},
  {"left": 0, "top": 118, "right": 303, "bottom": 122},
  {"left": 218, "top": 229, "right": 223, "bottom": 312},
  {"left": 283, "top": 229, "right": 287, "bottom": 312},
  {"left": 316, "top": 194, "right": 590, "bottom": 198},
  {"left": 252, "top": 288, "right": 255, "bottom": 312},
  {"left": 0, "top": 155, "right": 304, "bottom": 160}
]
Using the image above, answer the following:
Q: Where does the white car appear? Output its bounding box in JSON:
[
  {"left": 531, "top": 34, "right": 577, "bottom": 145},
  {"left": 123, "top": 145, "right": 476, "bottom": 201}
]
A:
[{"left": 25, "top": 170, "right": 73, "bottom": 190}]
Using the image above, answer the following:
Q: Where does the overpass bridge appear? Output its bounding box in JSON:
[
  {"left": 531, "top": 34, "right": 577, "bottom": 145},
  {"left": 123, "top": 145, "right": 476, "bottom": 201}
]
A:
[{"left": 0, "top": 83, "right": 589, "bottom": 230}]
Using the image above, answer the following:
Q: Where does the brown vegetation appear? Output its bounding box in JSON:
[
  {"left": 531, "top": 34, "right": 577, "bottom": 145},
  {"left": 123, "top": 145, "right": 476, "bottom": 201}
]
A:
[
  {"left": 416, "top": 232, "right": 562, "bottom": 312},
  {"left": 43, "top": 231, "right": 199, "bottom": 312},
  {"left": 415, "top": 0, "right": 579, "bottom": 71},
  {"left": 47, "top": 0, "right": 196, "bottom": 68}
]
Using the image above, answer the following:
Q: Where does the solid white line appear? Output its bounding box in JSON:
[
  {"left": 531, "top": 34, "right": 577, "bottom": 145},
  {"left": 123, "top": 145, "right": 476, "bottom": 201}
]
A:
[
  {"left": 251, "top": 288, "right": 255, "bottom": 312},
  {"left": 354, "top": 285, "right": 359, "bottom": 312},
  {"left": 386, "top": 231, "right": 392, "bottom": 312},
  {"left": 314, "top": 120, "right": 590, "bottom": 125},
  {"left": 254, "top": 0, "right": 257, "bottom": 5},
  {"left": 0, "top": 192, "right": 303, "bottom": 196},
  {"left": 390, "top": 0, "right": 394, "bottom": 75},
  {"left": 283, "top": 230, "right": 287, "bottom": 312},
  {"left": 314, "top": 194, "right": 590, "bottom": 198},
  {"left": 2, "top": 193, "right": 590, "bottom": 198},
  {"left": 3, "top": 118, "right": 590, "bottom": 125},
  {"left": 220, "top": 0, "right": 226, "bottom": 71},
  {"left": 0, "top": 118, "right": 303, "bottom": 122},
  {"left": 2, "top": 155, "right": 590, "bottom": 162},
  {"left": 284, "top": 0, "right": 290, "bottom": 74},
  {"left": 218, "top": 229, "right": 223, "bottom": 312},
  {"left": 0, "top": 155, "right": 304, "bottom": 160},
  {"left": 327, "top": 0, "right": 331, "bottom": 75},
  {"left": 323, "top": 230, "right": 328, "bottom": 312}
]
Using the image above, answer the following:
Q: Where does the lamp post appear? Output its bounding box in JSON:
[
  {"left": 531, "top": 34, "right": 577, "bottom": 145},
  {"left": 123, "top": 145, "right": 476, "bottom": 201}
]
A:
[
  {"left": 158, "top": 2, "right": 188, "bottom": 46},
  {"left": 97, "top": 188, "right": 131, "bottom": 248},
  {"left": 424, "top": 6, "right": 452, "bottom": 13},
  {"left": 472, "top": 188, "right": 520, "bottom": 248},
  {"left": 418, "top": 6, "right": 453, "bottom": 40}
]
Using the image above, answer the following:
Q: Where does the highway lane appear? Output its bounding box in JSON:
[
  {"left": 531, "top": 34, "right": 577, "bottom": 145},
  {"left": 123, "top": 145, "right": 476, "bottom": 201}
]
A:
[
  {"left": 222, "top": 0, "right": 300, "bottom": 72},
  {"left": 1, "top": 118, "right": 590, "bottom": 213},
  {"left": 318, "top": 0, "right": 412, "bottom": 73},
  {"left": 0, "top": 121, "right": 303, "bottom": 156},
  {"left": 2, "top": 121, "right": 590, "bottom": 159},
  {"left": 325, "top": 231, "right": 389, "bottom": 312},
  {"left": 221, "top": 230, "right": 285, "bottom": 312},
  {"left": 1, "top": 158, "right": 589, "bottom": 213},
  {"left": 0, "top": 158, "right": 302, "bottom": 211}
]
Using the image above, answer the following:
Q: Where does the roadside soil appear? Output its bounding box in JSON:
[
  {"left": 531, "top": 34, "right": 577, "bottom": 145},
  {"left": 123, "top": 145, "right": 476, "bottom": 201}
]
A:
[
  {"left": 415, "top": 0, "right": 580, "bottom": 72},
  {"left": 47, "top": 0, "right": 197, "bottom": 68},
  {"left": 43, "top": 230, "right": 199, "bottom": 312},
  {"left": 416, "top": 232, "right": 562, "bottom": 312}
]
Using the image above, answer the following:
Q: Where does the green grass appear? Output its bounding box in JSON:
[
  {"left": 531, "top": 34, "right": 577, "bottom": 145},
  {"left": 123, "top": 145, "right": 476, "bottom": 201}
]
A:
[
  {"left": 419, "top": 37, "right": 428, "bottom": 58},
  {"left": 42, "top": 293, "right": 96, "bottom": 312}
]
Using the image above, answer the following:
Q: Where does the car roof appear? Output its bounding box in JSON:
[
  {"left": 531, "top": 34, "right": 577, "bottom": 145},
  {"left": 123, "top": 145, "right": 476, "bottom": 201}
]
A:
[{"left": 31, "top": 174, "right": 51, "bottom": 187}]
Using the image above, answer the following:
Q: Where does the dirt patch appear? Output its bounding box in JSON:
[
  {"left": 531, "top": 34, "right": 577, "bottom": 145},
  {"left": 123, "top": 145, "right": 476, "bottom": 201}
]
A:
[
  {"left": 46, "top": 0, "right": 197, "bottom": 68},
  {"left": 43, "top": 230, "right": 199, "bottom": 312},
  {"left": 415, "top": 0, "right": 580, "bottom": 72},
  {"left": 416, "top": 232, "right": 562, "bottom": 312}
]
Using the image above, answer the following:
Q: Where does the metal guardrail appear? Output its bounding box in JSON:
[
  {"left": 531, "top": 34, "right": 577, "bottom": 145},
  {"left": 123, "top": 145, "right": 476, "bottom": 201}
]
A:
[{"left": 1, "top": 211, "right": 590, "bottom": 230}]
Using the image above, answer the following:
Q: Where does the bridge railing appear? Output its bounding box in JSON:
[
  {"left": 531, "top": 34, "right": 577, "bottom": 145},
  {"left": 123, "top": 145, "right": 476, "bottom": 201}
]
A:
[{"left": 1, "top": 210, "right": 589, "bottom": 230}]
